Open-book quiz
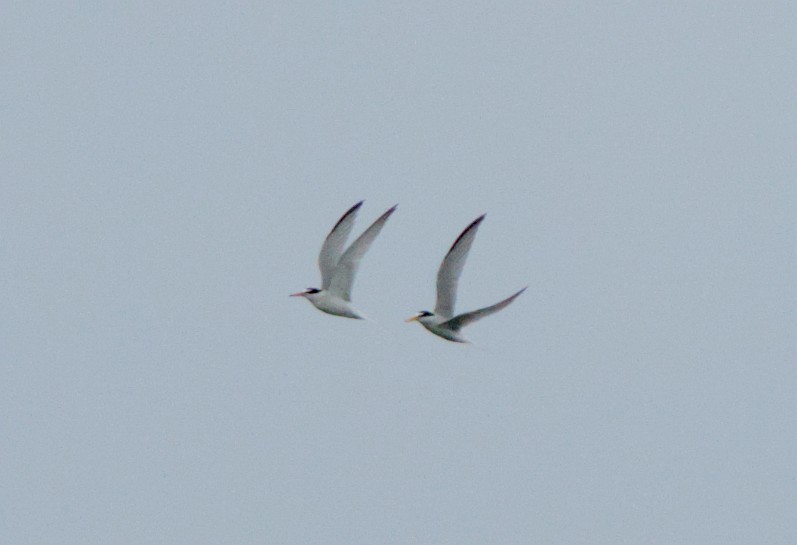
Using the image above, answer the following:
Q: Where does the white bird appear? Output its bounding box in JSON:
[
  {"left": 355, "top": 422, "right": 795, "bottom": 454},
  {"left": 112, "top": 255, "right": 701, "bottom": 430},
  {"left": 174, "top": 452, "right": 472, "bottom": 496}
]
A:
[
  {"left": 406, "top": 214, "right": 526, "bottom": 342},
  {"left": 291, "top": 201, "right": 397, "bottom": 319}
]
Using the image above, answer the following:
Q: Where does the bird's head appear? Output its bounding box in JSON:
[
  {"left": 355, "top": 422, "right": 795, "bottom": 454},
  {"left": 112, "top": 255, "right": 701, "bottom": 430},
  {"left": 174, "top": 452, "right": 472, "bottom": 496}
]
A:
[
  {"left": 405, "top": 310, "right": 434, "bottom": 324},
  {"left": 290, "top": 287, "right": 322, "bottom": 300}
]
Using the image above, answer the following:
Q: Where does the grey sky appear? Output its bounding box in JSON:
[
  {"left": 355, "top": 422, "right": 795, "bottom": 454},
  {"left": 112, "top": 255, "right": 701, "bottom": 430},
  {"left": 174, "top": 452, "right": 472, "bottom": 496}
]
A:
[{"left": 2, "top": 2, "right": 795, "bottom": 544}]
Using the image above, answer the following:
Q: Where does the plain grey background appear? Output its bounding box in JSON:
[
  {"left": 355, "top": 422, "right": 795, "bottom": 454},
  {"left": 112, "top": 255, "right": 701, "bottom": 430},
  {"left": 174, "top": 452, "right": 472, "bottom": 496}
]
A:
[{"left": 2, "top": 1, "right": 795, "bottom": 544}]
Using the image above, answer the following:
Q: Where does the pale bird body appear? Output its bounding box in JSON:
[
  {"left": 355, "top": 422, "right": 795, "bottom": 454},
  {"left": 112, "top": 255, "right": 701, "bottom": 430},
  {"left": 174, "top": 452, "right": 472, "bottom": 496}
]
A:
[
  {"left": 291, "top": 201, "right": 396, "bottom": 319},
  {"left": 406, "top": 215, "right": 526, "bottom": 342}
]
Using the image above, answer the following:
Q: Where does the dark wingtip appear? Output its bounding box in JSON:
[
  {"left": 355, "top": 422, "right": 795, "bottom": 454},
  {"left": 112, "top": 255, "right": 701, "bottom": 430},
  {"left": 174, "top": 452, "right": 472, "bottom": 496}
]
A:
[
  {"left": 378, "top": 204, "right": 398, "bottom": 221},
  {"left": 328, "top": 201, "right": 364, "bottom": 235},
  {"left": 467, "top": 214, "right": 486, "bottom": 231},
  {"left": 342, "top": 201, "right": 364, "bottom": 218},
  {"left": 448, "top": 214, "right": 486, "bottom": 253}
]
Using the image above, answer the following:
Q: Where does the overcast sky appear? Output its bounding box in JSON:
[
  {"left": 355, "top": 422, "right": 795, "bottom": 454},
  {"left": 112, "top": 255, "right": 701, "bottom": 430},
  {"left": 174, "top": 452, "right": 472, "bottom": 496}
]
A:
[{"left": 2, "top": 2, "right": 795, "bottom": 544}]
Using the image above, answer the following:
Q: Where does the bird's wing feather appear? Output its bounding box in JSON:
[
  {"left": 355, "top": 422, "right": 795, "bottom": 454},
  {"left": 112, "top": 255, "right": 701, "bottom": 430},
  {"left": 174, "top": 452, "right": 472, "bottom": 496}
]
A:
[
  {"left": 442, "top": 287, "right": 526, "bottom": 331},
  {"left": 318, "top": 201, "right": 363, "bottom": 289},
  {"left": 328, "top": 205, "right": 397, "bottom": 301},
  {"left": 434, "top": 215, "right": 485, "bottom": 319}
]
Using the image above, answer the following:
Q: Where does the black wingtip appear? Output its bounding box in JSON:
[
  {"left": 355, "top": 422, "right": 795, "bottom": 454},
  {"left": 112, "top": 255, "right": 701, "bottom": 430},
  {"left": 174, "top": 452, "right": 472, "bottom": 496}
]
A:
[
  {"left": 329, "top": 201, "right": 364, "bottom": 232},
  {"left": 448, "top": 214, "right": 486, "bottom": 253},
  {"left": 379, "top": 204, "right": 398, "bottom": 220},
  {"left": 468, "top": 214, "right": 486, "bottom": 231},
  {"left": 344, "top": 201, "right": 364, "bottom": 217},
  {"left": 324, "top": 201, "right": 362, "bottom": 242}
]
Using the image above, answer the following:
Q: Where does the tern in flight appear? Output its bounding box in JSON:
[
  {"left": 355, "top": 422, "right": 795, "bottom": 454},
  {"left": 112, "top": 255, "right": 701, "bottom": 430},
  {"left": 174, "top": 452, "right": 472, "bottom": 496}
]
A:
[
  {"left": 291, "top": 201, "right": 396, "bottom": 319},
  {"left": 406, "top": 215, "right": 526, "bottom": 342}
]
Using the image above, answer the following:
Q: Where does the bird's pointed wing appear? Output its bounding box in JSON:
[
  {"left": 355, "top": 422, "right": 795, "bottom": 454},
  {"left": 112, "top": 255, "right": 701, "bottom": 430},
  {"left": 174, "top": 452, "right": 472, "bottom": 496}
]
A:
[
  {"left": 318, "top": 201, "right": 363, "bottom": 289},
  {"left": 328, "top": 205, "right": 397, "bottom": 301},
  {"left": 434, "top": 215, "right": 485, "bottom": 319},
  {"left": 442, "top": 287, "right": 526, "bottom": 331}
]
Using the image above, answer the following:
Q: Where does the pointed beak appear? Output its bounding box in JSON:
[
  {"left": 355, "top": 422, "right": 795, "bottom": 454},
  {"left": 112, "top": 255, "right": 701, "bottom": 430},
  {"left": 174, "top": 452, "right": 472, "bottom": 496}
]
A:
[
  {"left": 289, "top": 292, "right": 306, "bottom": 297},
  {"left": 405, "top": 315, "right": 420, "bottom": 323}
]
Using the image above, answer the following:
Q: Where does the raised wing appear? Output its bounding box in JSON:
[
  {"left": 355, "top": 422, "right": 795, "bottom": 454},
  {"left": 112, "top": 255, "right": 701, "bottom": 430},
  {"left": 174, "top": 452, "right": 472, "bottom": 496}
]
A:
[
  {"left": 328, "top": 205, "right": 397, "bottom": 301},
  {"left": 318, "top": 201, "right": 363, "bottom": 289},
  {"left": 434, "top": 215, "right": 485, "bottom": 319},
  {"left": 442, "top": 287, "right": 526, "bottom": 331}
]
